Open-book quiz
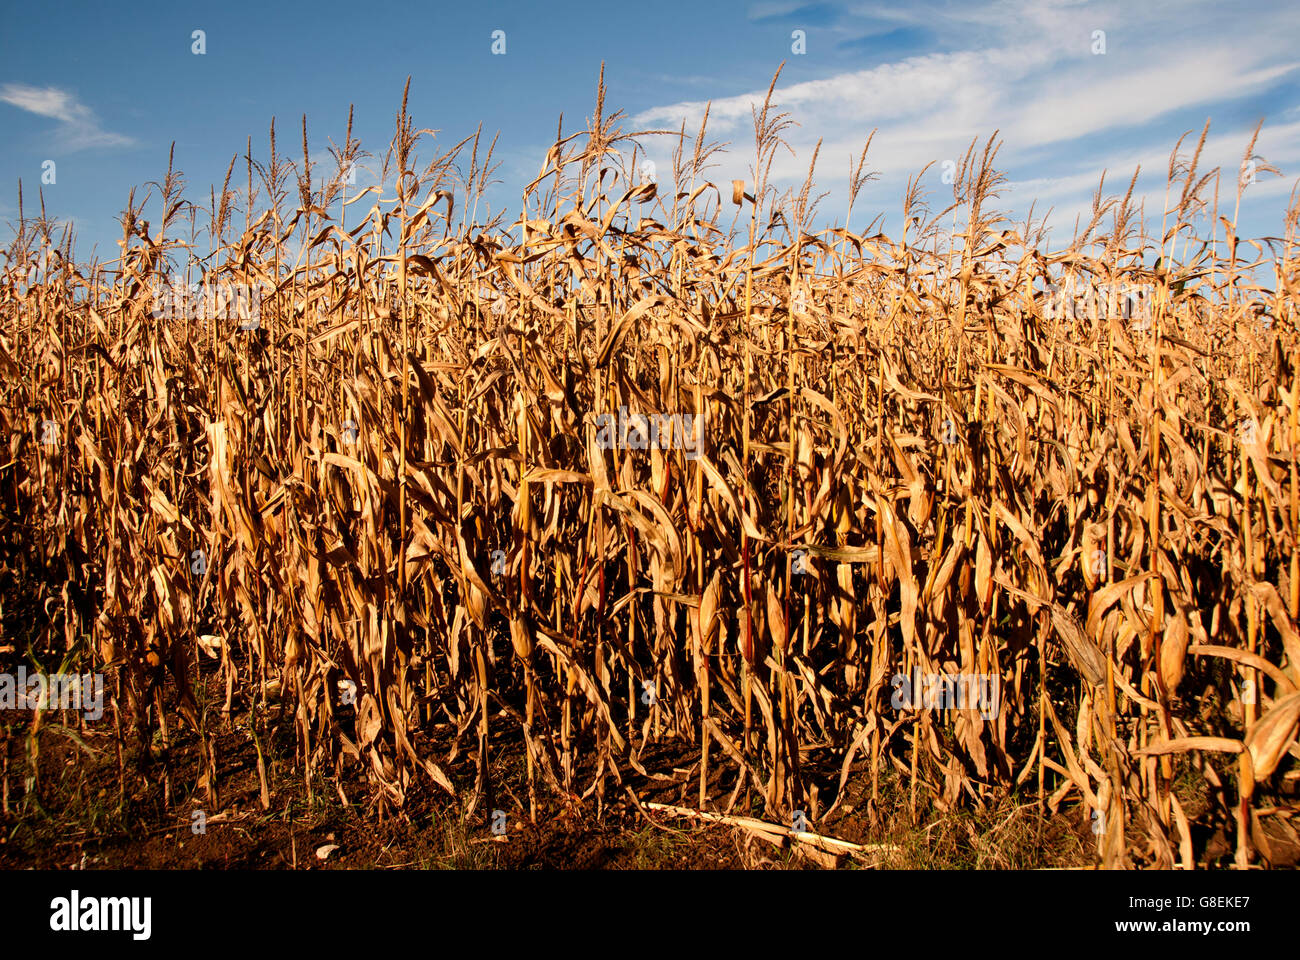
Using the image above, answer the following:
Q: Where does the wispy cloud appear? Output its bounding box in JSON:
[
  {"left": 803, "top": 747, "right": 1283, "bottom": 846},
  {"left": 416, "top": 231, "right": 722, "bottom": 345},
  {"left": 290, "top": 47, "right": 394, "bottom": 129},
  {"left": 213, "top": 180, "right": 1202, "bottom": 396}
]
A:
[
  {"left": 749, "top": 2, "right": 841, "bottom": 26},
  {"left": 0, "top": 84, "right": 134, "bottom": 151},
  {"left": 632, "top": 0, "right": 1300, "bottom": 238}
]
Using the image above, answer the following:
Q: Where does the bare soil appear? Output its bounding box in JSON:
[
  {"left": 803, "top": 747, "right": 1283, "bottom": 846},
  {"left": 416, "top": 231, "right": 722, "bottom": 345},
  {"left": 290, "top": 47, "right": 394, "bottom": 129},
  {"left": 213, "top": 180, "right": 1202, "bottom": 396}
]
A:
[{"left": 1, "top": 669, "right": 1274, "bottom": 870}]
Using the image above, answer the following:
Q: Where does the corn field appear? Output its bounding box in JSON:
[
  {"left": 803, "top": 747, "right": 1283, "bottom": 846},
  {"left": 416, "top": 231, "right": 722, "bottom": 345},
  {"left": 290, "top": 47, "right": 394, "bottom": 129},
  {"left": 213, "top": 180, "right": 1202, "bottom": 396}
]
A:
[{"left": 3, "top": 73, "right": 1299, "bottom": 868}]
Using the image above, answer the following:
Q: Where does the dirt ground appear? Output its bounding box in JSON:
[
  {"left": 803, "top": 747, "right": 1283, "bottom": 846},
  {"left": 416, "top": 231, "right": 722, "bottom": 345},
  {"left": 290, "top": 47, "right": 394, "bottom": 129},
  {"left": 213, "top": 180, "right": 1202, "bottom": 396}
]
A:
[{"left": 0, "top": 669, "right": 1273, "bottom": 870}]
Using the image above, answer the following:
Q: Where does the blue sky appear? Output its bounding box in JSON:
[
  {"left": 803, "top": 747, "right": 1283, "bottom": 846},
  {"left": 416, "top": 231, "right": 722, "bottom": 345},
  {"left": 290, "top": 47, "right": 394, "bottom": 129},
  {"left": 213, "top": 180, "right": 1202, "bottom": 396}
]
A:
[{"left": 2, "top": 0, "right": 1298, "bottom": 269}]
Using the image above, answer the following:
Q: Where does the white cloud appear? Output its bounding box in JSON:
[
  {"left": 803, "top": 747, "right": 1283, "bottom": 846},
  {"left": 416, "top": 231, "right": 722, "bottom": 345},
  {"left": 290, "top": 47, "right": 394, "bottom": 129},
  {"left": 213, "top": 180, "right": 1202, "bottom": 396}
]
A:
[
  {"left": 629, "top": 0, "right": 1299, "bottom": 240},
  {"left": 0, "top": 84, "right": 134, "bottom": 151}
]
